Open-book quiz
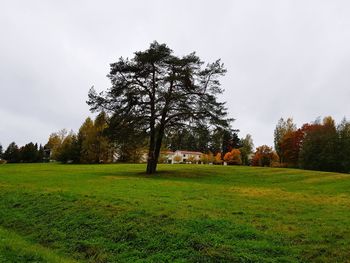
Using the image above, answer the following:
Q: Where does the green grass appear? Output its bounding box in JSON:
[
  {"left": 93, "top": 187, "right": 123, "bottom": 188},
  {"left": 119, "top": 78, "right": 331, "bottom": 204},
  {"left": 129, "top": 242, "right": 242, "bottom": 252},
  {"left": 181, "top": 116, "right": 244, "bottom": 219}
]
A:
[{"left": 0, "top": 164, "right": 349, "bottom": 262}]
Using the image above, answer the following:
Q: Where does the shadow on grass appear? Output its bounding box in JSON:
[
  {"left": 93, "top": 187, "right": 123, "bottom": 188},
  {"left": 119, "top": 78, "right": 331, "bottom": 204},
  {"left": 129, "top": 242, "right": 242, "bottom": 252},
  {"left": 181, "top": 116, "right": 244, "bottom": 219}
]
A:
[{"left": 98, "top": 166, "right": 219, "bottom": 183}]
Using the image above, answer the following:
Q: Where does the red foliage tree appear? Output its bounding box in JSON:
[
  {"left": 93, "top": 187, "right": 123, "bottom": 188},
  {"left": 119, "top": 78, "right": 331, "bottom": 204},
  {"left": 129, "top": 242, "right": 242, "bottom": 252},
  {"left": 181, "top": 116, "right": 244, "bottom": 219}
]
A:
[
  {"left": 280, "top": 129, "right": 304, "bottom": 167},
  {"left": 251, "top": 145, "right": 275, "bottom": 167}
]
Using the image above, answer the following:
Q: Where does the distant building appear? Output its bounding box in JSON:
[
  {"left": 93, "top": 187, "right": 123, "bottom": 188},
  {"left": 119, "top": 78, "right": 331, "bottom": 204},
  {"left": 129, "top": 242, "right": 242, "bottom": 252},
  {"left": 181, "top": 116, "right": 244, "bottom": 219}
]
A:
[{"left": 161, "top": 150, "right": 202, "bottom": 164}]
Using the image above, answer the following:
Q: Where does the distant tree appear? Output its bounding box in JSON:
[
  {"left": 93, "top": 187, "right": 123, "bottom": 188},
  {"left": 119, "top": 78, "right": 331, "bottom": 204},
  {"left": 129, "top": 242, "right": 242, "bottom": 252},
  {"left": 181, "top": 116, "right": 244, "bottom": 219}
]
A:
[
  {"left": 173, "top": 154, "right": 182, "bottom": 163},
  {"left": 299, "top": 117, "right": 338, "bottom": 171},
  {"left": 251, "top": 145, "right": 275, "bottom": 167},
  {"left": 279, "top": 129, "right": 304, "bottom": 167},
  {"left": 209, "top": 129, "right": 224, "bottom": 154},
  {"left": 214, "top": 152, "right": 223, "bottom": 165},
  {"left": 57, "top": 132, "right": 80, "bottom": 163},
  {"left": 37, "top": 144, "right": 45, "bottom": 162},
  {"left": 93, "top": 112, "right": 115, "bottom": 163},
  {"left": 337, "top": 118, "right": 350, "bottom": 172},
  {"left": 200, "top": 153, "right": 209, "bottom": 164},
  {"left": 274, "top": 118, "right": 296, "bottom": 163},
  {"left": 223, "top": 149, "right": 242, "bottom": 165},
  {"left": 239, "top": 134, "right": 254, "bottom": 165},
  {"left": 87, "top": 41, "right": 231, "bottom": 174},
  {"left": 0, "top": 144, "right": 3, "bottom": 159},
  {"left": 45, "top": 129, "right": 68, "bottom": 161},
  {"left": 19, "top": 142, "right": 38, "bottom": 163},
  {"left": 207, "top": 152, "right": 215, "bottom": 164},
  {"left": 3, "top": 142, "right": 20, "bottom": 163},
  {"left": 222, "top": 130, "right": 241, "bottom": 155},
  {"left": 187, "top": 155, "right": 196, "bottom": 164},
  {"left": 158, "top": 153, "right": 168, "bottom": 164},
  {"left": 78, "top": 117, "right": 97, "bottom": 163},
  {"left": 105, "top": 111, "right": 147, "bottom": 163},
  {"left": 166, "top": 124, "right": 211, "bottom": 153}
]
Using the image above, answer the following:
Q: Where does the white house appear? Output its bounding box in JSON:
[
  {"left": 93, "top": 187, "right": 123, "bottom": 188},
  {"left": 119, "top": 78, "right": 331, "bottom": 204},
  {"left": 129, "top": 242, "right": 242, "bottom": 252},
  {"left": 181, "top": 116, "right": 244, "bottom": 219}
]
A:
[{"left": 161, "top": 150, "right": 202, "bottom": 164}]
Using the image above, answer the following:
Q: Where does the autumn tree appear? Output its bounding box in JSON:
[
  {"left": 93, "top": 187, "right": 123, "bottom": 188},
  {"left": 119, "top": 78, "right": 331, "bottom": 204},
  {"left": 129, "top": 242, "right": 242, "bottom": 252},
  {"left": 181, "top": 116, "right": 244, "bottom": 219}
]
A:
[
  {"left": 279, "top": 127, "right": 306, "bottom": 167},
  {"left": 45, "top": 129, "right": 68, "bottom": 161},
  {"left": 274, "top": 118, "right": 296, "bottom": 163},
  {"left": 214, "top": 152, "right": 223, "bottom": 165},
  {"left": 87, "top": 41, "right": 231, "bottom": 174},
  {"left": 78, "top": 117, "right": 98, "bottom": 163},
  {"left": 187, "top": 155, "right": 196, "bottom": 164},
  {"left": 207, "top": 152, "right": 215, "bottom": 164},
  {"left": 173, "top": 154, "right": 182, "bottom": 163},
  {"left": 251, "top": 145, "right": 275, "bottom": 167},
  {"left": 223, "top": 149, "right": 242, "bottom": 165},
  {"left": 200, "top": 153, "right": 209, "bottom": 164}
]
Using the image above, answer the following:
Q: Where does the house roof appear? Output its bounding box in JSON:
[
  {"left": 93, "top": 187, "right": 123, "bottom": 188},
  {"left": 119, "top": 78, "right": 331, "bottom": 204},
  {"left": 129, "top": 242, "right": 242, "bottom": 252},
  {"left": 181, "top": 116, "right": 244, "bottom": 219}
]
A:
[{"left": 175, "top": 150, "right": 202, "bottom": 155}]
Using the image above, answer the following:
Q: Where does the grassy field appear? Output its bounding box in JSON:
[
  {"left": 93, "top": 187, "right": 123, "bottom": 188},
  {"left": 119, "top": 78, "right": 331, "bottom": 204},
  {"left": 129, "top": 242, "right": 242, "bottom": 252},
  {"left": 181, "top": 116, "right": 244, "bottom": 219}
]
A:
[{"left": 0, "top": 164, "right": 349, "bottom": 262}]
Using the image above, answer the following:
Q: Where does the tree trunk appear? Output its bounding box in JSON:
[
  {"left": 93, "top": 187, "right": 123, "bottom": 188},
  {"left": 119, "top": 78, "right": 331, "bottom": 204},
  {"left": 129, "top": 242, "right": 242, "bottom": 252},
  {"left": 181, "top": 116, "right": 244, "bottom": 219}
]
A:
[
  {"left": 151, "top": 126, "right": 166, "bottom": 174},
  {"left": 146, "top": 144, "right": 155, "bottom": 174},
  {"left": 146, "top": 127, "right": 156, "bottom": 174},
  {"left": 146, "top": 64, "right": 157, "bottom": 174},
  {"left": 146, "top": 158, "right": 156, "bottom": 174}
]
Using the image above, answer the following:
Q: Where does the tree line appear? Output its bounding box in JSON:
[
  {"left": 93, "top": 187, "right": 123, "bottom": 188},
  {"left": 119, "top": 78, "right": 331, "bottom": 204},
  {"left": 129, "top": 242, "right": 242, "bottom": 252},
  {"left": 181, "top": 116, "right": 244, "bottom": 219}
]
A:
[
  {"left": 0, "top": 114, "right": 252, "bottom": 165},
  {"left": 0, "top": 142, "right": 46, "bottom": 163},
  {"left": 274, "top": 116, "right": 350, "bottom": 173},
  {"left": 45, "top": 115, "right": 253, "bottom": 165}
]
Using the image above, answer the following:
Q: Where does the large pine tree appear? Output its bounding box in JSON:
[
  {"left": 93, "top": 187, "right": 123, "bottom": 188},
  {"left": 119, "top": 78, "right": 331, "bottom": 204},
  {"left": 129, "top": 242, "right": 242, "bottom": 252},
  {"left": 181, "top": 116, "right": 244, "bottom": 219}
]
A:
[{"left": 88, "top": 41, "right": 231, "bottom": 174}]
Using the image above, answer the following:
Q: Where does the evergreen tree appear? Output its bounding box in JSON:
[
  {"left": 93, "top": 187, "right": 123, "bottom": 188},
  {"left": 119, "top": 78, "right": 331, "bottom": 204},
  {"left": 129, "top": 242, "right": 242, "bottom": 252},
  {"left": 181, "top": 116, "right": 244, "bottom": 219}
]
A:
[
  {"left": 57, "top": 132, "right": 80, "bottom": 163},
  {"left": 106, "top": 113, "right": 147, "bottom": 163},
  {"left": 222, "top": 130, "right": 241, "bottom": 155},
  {"left": 299, "top": 117, "right": 338, "bottom": 171},
  {"left": 19, "top": 142, "right": 38, "bottom": 163},
  {"left": 37, "top": 144, "right": 45, "bottom": 162},
  {"left": 94, "top": 112, "right": 114, "bottom": 163},
  {"left": 88, "top": 41, "right": 231, "bottom": 174},
  {"left": 3, "top": 142, "right": 20, "bottom": 163},
  {"left": 337, "top": 118, "right": 350, "bottom": 173}
]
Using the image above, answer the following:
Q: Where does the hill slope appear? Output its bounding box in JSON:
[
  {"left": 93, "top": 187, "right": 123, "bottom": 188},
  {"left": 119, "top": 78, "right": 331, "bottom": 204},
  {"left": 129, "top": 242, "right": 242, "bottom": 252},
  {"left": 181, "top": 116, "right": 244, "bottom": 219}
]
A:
[{"left": 0, "top": 164, "right": 349, "bottom": 262}]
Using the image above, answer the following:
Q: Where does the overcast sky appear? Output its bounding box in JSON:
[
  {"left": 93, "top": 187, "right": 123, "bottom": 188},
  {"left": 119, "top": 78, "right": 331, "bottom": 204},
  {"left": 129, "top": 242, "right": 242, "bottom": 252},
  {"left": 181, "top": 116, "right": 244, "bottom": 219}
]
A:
[{"left": 1, "top": 0, "right": 350, "bottom": 149}]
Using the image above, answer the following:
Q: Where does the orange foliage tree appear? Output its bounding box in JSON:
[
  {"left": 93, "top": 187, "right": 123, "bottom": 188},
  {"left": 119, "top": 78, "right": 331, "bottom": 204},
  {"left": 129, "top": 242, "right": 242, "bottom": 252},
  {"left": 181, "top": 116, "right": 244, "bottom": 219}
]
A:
[{"left": 223, "top": 149, "right": 242, "bottom": 165}]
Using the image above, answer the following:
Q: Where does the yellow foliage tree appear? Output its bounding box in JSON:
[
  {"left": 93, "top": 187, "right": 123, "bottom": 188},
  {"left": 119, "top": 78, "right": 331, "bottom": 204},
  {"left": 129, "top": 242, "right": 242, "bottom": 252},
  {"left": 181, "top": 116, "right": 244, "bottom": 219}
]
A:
[
  {"left": 200, "top": 153, "right": 208, "bottom": 164},
  {"left": 173, "top": 155, "right": 182, "bottom": 163},
  {"left": 214, "top": 153, "right": 223, "bottom": 165},
  {"left": 187, "top": 155, "right": 196, "bottom": 164}
]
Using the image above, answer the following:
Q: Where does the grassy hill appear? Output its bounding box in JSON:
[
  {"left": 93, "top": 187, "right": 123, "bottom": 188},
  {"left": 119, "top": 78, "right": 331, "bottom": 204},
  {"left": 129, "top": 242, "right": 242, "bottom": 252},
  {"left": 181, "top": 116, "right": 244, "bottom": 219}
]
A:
[{"left": 0, "top": 164, "right": 349, "bottom": 262}]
